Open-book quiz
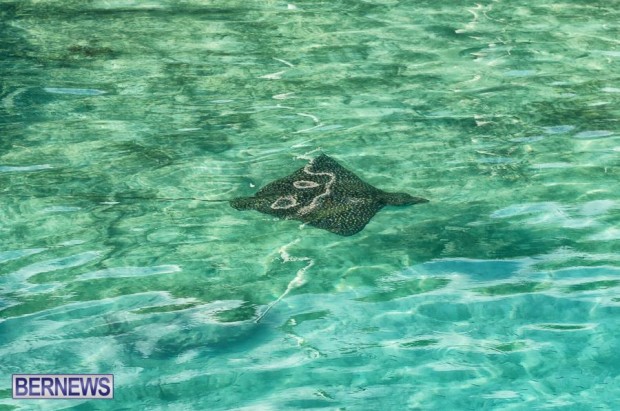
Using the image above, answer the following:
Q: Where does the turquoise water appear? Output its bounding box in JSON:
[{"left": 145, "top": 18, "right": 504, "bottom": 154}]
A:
[{"left": 1, "top": 0, "right": 620, "bottom": 409}]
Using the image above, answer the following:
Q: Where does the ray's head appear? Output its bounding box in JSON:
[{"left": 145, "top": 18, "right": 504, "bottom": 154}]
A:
[{"left": 380, "top": 191, "right": 429, "bottom": 206}]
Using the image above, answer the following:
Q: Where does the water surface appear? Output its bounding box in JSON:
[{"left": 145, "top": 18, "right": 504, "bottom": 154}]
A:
[{"left": 1, "top": 0, "right": 619, "bottom": 409}]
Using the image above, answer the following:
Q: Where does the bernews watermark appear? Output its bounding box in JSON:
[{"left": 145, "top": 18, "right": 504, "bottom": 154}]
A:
[{"left": 12, "top": 374, "right": 114, "bottom": 399}]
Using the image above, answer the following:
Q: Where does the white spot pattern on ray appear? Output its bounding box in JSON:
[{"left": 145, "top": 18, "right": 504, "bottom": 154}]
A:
[
  {"left": 293, "top": 180, "right": 320, "bottom": 189},
  {"left": 297, "top": 157, "right": 336, "bottom": 216},
  {"left": 270, "top": 195, "right": 299, "bottom": 210}
]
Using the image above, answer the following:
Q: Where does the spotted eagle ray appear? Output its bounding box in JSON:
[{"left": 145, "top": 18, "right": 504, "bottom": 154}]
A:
[{"left": 230, "top": 154, "right": 428, "bottom": 236}]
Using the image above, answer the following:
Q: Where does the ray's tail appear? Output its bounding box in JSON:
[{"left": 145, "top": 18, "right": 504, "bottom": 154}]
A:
[{"left": 255, "top": 239, "right": 313, "bottom": 323}]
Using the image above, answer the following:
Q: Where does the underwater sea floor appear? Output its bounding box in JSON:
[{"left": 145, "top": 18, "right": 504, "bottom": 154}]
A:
[{"left": 1, "top": 0, "right": 620, "bottom": 409}]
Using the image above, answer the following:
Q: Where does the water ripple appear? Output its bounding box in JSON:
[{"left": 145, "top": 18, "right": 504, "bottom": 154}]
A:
[
  {"left": 0, "top": 248, "right": 46, "bottom": 264},
  {"left": 0, "top": 164, "right": 52, "bottom": 172},
  {"left": 574, "top": 130, "right": 615, "bottom": 139},
  {"left": 43, "top": 87, "right": 107, "bottom": 96},
  {"left": 0, "top": 251, "right": 101, "bottom": 293},
  {"left": 76, "top": 265, "right": 181, "bottom": 280}
]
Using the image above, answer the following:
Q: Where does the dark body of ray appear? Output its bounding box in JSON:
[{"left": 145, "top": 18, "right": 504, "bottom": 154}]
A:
[{"left": 231, "top": 154, "right": 428, "bottom": 236}]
